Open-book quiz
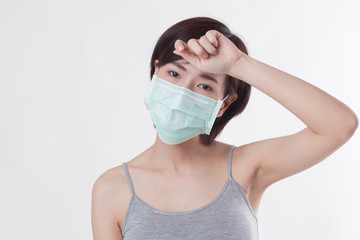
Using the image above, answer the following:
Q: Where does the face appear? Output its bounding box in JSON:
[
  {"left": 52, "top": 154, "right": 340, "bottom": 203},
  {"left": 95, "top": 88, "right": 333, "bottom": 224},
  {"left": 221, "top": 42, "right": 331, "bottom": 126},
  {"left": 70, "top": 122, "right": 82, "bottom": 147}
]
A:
[{"left": 154, "top": 59, "right": 228, "bottom": 101}]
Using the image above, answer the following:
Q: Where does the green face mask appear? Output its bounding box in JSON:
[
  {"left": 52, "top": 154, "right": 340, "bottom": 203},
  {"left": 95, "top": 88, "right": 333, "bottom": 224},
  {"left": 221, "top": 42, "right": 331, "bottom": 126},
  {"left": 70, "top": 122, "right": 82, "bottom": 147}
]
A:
[{"left": 144, "top": 74, "right": 229, "bottom": 145}]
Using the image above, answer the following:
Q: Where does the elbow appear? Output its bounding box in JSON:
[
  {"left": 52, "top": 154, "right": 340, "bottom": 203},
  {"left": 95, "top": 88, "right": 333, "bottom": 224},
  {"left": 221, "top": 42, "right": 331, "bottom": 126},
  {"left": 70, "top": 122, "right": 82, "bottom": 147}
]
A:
[
  {"left": 339, "top": 113, "right": 358, "bottom": 141},
  {"left": 349, "top": 113, "right": 358, "bottom": 133}
]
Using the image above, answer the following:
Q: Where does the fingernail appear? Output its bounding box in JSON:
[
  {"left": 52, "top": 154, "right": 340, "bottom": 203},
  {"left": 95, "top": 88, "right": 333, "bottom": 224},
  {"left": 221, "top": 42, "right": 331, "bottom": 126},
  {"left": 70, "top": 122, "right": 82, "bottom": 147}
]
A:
[
  {"left": 202, "top": 53, "right": 208, "bottom": 58},
  {"left": 178, "top": 45, "right": 184, "bottom": 51}
]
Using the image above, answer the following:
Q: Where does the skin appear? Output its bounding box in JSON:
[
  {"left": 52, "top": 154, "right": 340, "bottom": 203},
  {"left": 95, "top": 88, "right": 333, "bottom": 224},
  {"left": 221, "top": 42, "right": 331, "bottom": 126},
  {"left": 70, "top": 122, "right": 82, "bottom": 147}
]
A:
[{"left": 91, "top": 30, "right": 358, "bottom": 240}]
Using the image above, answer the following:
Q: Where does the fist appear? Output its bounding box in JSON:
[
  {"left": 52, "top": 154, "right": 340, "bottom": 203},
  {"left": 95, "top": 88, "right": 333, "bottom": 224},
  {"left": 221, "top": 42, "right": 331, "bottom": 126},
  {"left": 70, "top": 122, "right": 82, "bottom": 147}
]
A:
[{"left": 173, "top": 30, "right": 243, "bottom": 75}]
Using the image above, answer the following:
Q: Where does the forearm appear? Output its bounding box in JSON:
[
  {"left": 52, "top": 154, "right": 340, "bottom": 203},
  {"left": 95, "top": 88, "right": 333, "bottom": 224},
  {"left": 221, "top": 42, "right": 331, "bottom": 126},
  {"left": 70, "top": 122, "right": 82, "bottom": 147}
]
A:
[{"left": 229, "top": 54, "right": 358, "bottom": 138}]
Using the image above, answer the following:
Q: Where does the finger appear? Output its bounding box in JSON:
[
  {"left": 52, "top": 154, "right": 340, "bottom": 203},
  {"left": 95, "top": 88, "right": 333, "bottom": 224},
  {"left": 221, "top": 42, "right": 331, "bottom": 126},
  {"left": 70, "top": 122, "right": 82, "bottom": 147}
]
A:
[
  {"left": 187, "top": 38, "right": 209, "bottom": 59},
  {"left": 172, "top": 47, "right": 200, "bottom": 66},
  {"left": 173, "top": 39, "right": 198, "bottom": 57},
  {"left": 173, "top": 39, "right": 200, "bottom": 64},
  {"left": 206, "top": 30, "right": 221, "bottom": 47},
  {"left": 199, "top": 35, "right": 218, "bottom": 55},
  {"left": 174, "top": 39, "right": 187, "bottom": 53}
]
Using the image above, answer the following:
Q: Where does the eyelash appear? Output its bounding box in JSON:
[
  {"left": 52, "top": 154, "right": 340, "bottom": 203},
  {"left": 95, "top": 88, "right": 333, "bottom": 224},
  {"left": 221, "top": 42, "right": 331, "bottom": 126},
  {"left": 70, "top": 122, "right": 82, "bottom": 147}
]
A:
[
  {"left": 168, "top": 71, "right": 180, "bottom": 78},
  {"left": 167, "top": 71, "right": 213, "bottom": 92}
]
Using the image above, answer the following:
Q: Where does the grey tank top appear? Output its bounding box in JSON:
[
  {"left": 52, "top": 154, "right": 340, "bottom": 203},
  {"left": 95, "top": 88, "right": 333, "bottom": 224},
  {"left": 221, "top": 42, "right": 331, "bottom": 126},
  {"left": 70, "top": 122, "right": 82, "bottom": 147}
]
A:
[{"left": 121, "top": 145, "right": 259, "bottom": 240}]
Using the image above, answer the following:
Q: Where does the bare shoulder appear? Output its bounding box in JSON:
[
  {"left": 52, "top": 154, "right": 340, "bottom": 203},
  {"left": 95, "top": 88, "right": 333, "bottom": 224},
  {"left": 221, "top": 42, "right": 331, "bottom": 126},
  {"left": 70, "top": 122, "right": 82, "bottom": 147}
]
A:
[
  {"left": 91, "top": 165, "right": 132, "bottom": 240},
  {"left": 93, "top": 165, "right": 129, "bottom": 193},
  {"left": 231, "top": 142, "right": 265, "bottom": 215},
  {"left": 231, "top": 142, "right": 261, "bottom": 184},
  {"left": 92, "top": 164, "right": 133, "bottom": 218}
]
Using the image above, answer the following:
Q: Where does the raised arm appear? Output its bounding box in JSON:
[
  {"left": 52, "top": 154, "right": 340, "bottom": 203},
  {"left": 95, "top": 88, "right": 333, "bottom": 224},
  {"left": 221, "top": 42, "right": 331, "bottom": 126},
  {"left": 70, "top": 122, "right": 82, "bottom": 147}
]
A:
[
  {"left": 173, "top": 29, "right": 358, "bottom": 190},
  {"left": 229, "top": 54, "right": 358, "bottom": 188}
]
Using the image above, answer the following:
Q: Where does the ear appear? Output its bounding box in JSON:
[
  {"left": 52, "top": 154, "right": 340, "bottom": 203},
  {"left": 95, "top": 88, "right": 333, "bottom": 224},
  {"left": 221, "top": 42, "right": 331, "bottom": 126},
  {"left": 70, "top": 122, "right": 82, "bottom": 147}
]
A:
[
  {"left": 154, "top": 59, "right": 159, "bottom": 73},
  {"left": 216, "top": 95, "right": 238, "bottom": 118}
]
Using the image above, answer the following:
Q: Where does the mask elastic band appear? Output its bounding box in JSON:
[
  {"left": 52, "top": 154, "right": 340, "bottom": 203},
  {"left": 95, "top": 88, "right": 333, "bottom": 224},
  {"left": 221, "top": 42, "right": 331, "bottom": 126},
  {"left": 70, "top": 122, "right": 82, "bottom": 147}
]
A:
[{"left": 222, "top": 94, "right": 230, "bottom": 102}]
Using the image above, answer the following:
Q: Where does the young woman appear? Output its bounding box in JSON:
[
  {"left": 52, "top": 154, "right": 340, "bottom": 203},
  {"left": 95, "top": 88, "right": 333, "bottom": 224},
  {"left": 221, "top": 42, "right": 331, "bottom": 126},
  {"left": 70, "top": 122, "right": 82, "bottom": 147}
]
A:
[{"left": 91, "top": 17, "right": 358, "bottom": 240}]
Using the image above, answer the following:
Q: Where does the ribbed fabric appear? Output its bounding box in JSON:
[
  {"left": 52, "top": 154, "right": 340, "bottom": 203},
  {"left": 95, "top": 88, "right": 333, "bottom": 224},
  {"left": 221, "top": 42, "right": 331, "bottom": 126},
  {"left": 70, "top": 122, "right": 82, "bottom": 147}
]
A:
[{"left": 121, "top": 145, "right": 259, "bottom": 240}]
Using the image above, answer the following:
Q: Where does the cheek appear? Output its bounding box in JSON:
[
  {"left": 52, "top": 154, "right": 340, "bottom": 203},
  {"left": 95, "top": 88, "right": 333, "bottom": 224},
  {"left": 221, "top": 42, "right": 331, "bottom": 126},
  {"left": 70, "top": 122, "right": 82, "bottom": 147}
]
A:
[
  {"left": 156, "top": 69, "right": 166, "bottom": 78},
  {"left": 157, "top": 71, "right": 173, "bottom": 83},
  {"left": 217, "top": 84, "right": 227, "bottom": 99}
]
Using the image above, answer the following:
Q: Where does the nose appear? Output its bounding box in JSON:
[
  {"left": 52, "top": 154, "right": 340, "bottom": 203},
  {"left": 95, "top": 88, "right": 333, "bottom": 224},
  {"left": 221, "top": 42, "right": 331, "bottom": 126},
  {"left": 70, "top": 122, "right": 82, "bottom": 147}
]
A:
[{"left": 178, "top": 77, "right": 196, "bottom": 92}]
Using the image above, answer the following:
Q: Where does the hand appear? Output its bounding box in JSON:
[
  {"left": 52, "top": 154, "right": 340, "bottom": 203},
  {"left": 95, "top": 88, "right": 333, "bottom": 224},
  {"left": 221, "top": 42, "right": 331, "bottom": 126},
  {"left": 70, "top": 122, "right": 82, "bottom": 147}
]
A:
[{"left": 173, "top": 30, "right": 244, "bottom": 75}]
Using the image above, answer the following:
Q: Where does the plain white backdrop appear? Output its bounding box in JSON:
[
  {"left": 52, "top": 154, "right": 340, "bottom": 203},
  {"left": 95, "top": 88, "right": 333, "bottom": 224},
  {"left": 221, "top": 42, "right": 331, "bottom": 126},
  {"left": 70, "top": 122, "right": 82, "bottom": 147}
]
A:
[{"left": 0, "top": 0, "right": 359, "bottom": 239}]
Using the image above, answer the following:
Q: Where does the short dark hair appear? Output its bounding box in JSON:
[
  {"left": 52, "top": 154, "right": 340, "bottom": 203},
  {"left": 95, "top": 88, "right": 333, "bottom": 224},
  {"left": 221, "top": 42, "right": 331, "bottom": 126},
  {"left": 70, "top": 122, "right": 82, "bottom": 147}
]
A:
[{"left": 149, "top": 16, "right": 251, "bottom": 146}]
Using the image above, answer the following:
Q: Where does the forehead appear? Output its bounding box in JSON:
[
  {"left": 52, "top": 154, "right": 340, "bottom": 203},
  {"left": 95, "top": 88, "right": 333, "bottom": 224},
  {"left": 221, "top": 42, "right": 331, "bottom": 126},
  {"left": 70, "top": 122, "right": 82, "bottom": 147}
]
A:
[{"left": 165, "top": 60, "right": 228, "bottom": 83}]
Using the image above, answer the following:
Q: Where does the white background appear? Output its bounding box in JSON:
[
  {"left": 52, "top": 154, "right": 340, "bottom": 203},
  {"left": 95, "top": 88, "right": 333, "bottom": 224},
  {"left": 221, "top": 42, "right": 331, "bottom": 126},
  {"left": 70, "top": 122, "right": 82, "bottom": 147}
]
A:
[{"left": 1, "top": 0, "right": 359, "bottom": 239}]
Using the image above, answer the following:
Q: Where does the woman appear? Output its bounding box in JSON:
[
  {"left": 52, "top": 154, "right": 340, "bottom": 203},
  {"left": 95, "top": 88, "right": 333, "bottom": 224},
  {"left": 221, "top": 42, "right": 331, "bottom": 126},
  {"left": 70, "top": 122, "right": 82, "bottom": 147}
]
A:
[{"left": 91, "top": 17, "right": 358, "bottom": 239}]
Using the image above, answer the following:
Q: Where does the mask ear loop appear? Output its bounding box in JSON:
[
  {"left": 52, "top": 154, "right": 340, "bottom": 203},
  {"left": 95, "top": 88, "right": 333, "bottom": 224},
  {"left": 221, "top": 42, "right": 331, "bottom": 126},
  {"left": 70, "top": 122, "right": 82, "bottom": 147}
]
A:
[
  {"left": 215, "top": 94, "right": 230, "bottom": 121},
  {"left": 222, "top": 94, "right": 230, "bottom": 102}
]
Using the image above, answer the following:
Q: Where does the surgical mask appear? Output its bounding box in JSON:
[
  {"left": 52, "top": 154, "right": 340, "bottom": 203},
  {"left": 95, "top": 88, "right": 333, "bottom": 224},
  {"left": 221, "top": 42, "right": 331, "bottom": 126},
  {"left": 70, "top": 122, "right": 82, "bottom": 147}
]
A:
[{"left": 144, "top": 73, "right": 229, "bottom": 145}]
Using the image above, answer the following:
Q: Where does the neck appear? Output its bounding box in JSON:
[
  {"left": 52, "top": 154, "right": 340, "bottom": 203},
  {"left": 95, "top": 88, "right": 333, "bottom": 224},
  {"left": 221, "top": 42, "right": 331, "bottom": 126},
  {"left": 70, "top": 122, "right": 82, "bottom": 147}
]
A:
[{"left": 149, "top": 134, "right": 216, "bottom": 176}]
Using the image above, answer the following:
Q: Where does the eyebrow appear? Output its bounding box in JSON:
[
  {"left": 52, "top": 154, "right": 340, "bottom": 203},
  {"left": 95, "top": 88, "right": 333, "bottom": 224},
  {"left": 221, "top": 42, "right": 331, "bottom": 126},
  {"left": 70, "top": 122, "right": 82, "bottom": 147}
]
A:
[{"left": 171, "top": 62, "right": 219, "bottom": 84}]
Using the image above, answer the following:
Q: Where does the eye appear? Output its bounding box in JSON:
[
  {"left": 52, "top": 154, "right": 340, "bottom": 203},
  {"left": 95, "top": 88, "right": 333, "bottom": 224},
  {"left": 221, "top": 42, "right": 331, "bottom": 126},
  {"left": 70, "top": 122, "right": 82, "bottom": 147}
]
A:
[
  {"left": 168, "top": 71, "right": 180, "bottom": 78},
  {"left": 198, "top": 84, "right": 212, "bottom": 92}
]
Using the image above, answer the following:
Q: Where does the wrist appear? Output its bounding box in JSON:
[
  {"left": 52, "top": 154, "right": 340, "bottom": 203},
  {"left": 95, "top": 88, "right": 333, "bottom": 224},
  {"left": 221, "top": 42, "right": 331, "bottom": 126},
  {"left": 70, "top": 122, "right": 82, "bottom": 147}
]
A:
[{"left": 228, "top": 53, "right": 250, "bottom": 80}]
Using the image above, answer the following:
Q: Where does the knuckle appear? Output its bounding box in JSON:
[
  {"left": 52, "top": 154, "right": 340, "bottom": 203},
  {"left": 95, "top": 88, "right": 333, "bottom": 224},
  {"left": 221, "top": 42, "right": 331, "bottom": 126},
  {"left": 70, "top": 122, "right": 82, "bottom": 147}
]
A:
[
  {"left": 206, "top": 29, "right": 216, "bottom": 36},
  {"left": 174, "top": 40, "right": 185, "bottom": 48},
  {"left": 209, "top": 48, "right": 217, "bottom": 54},
  {"left": 199, "top": 36, "right": 207, "bottom": 44},
  {"left": 174, "top": 40, "right": 180, "bottom": 47},
  {"left": 187, "top": 38, "right": 197, "bottom": 45},
  {"left": 206, "top": 32, "right": 216, "bottom": 42}
]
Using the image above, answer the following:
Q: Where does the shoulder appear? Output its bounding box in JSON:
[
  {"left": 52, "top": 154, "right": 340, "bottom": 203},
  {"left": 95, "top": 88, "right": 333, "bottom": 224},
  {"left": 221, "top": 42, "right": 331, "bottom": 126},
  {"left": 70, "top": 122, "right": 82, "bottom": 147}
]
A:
[
  {"left": 232, "top": 142, "right": 261, "bottom": 168},
  {"left": 230, "top": 143, "right": 266, "bottom": 215},
  {"left": 92, "top": 164, "right": 134, "bottom": 237},
  {"left": 91, "top": 165, "right": 131, "bottom": 239},
  {"left": 92, "top": 145, "right": 153, "bottom": 197},
  {"left": 92, "top": 165, "right": 128, "bottom": 196},
  {"left": 231, "top": 142, "right": 263, "bottom": 192},
  {"left": 91, "top": 164, "right": 132, "bottom": 220}
]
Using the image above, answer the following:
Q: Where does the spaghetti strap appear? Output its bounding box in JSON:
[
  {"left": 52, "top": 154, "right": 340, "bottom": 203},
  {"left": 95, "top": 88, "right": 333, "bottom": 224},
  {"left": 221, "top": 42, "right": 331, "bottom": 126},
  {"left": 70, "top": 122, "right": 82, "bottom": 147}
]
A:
[
  {"left": 228, "top": 145, "right": 236, "bottom": 178},
  {"left": 122, "top": 162, "right": 135, "bottom": 196},
  {"left": 121, "top": 144, "right": 258, "bottom": 239}
]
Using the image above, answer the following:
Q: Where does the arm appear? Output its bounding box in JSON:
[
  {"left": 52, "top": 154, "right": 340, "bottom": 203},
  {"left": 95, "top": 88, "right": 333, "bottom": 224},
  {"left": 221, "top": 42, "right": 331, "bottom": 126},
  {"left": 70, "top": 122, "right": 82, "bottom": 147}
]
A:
[
  {"left": 91, "top": 173, "right": 123, "bottom": 240},
  {"left": 229, "top": 54, "right": 358, "bottom": 188},
  {"left": 173, "top": 29, "right": 358, "bottom": 189}
]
